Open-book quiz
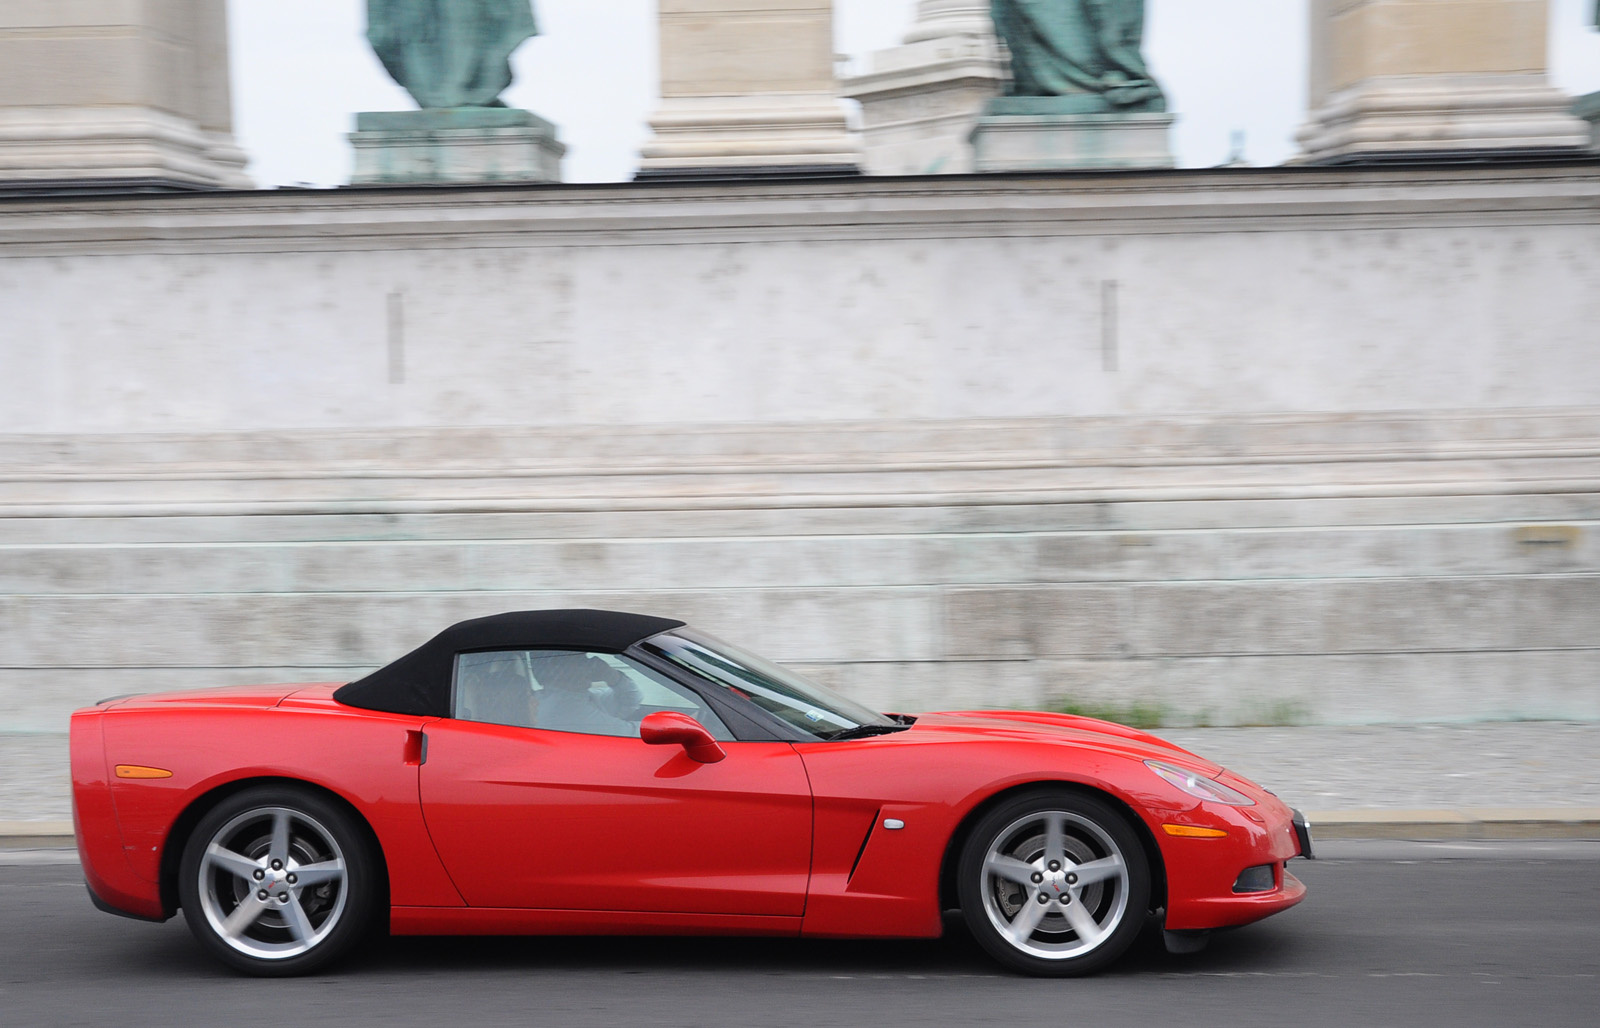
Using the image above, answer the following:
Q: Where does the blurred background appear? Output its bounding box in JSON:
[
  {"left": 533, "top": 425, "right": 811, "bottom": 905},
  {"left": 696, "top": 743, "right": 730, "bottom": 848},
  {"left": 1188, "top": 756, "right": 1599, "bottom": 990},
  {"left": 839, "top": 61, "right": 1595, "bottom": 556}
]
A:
[{"left": 1, "top": 0, "right": 1598, "bottom": 798}]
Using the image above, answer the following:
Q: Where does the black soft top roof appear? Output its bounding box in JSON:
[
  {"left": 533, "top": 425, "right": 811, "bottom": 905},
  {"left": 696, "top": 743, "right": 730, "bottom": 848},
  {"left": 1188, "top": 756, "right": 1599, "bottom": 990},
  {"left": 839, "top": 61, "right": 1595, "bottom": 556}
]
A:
[{"left": 334, "top": 609, "right": 686, "bottom": 717}]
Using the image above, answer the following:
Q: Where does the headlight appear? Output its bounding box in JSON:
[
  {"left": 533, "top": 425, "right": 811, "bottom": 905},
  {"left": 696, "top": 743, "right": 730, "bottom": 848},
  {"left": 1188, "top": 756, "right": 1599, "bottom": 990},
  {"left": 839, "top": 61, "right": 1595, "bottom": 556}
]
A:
[{"left": 1145, "top": 759, "right": 1256, "bottom": 806}]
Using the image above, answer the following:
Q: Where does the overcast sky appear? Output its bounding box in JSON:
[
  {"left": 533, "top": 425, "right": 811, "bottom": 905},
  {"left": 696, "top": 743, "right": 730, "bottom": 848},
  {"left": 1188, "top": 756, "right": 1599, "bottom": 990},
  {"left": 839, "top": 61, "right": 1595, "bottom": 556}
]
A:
[{"left": 227, "top": 0, "right": 1600, "bottom": 188}]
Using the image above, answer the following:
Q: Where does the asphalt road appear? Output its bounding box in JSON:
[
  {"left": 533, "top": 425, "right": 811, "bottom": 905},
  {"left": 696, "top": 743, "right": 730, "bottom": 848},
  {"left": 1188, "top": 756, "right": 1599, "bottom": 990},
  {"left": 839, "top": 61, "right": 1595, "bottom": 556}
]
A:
[{"left": 2, "top": 848, "right": 1595, "bottom": 1028}]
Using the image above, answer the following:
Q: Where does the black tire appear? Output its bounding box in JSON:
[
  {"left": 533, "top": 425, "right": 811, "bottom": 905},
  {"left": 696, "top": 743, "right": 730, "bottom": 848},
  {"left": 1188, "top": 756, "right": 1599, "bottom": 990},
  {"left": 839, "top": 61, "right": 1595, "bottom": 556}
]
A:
[
  {"left": 178, "top": 785, "right": 379, "bottom": 976},
  {"left": 956, "top": 789, "right": 1151, "bottom": 977}
]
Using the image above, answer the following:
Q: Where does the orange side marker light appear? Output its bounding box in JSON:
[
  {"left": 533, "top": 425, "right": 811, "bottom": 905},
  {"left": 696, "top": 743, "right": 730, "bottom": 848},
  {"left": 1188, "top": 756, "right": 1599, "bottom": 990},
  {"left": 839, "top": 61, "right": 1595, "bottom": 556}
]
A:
[
  {"left": 1162, "top": 823, "right": 1228, "bottom": 839},
  {"left": 114, "top": 765, "right": 173, "bottom": 780}
]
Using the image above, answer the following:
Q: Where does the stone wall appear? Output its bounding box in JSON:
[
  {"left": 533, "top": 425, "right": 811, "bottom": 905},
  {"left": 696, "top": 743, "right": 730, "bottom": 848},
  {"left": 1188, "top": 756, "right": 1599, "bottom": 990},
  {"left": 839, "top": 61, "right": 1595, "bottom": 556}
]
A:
[
  {"left": 4, "top": 169, "right": 1597, "bottom": 432},
  {"left": 2, "top": 168, "right": 1597, "bottom": 731}
]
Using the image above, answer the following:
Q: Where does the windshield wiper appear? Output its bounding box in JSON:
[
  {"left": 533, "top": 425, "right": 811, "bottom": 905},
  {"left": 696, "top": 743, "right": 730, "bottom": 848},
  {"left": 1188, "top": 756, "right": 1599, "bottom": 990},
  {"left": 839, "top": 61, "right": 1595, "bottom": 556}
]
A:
[{"left": 823, "top": 723, "right": 910, "bottom": 742}]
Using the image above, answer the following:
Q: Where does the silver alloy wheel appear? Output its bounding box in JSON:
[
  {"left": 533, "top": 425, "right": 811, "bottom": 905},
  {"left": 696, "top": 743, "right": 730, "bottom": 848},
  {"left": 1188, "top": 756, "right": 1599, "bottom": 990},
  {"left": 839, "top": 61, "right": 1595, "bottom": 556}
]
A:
[
  {"left": 195, "top": 805, "right": 349, "bottom": 961},
  {"left": 979, "top": 809, "right": 1131, "bottom": 960}
]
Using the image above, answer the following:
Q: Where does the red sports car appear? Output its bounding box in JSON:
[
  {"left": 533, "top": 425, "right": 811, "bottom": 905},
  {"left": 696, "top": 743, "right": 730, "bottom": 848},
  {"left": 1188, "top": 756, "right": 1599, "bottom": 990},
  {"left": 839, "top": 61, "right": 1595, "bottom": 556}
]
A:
[{"left": 71, "top": 609, "right": 1310, "bottom": 977}]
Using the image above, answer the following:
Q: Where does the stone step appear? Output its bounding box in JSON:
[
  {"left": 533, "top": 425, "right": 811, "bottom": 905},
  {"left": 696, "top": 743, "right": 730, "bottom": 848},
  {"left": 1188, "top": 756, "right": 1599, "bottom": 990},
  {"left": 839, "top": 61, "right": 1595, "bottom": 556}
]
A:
[
  {"left": 942, "top": 575, "right": 1600, "bottom": 660},
  {"left": 4, "top": 411, "right": 1598, "bottom": 521},
  {"left": 4, "top": 452, "right": 1597, "bottom": 515},
  {"left": 0, "top": 669, "right": 358, "bottom": 734},
  {"left": 800, "top": 652, "right": 1600, "bottom": 725},
  {"left": 3, "top": 575, "right": 1595, "bottom": 670},
  {"left": 5, "top": 648, "right": 1597, "bottom": 734},
  {"left": 1, "top": 522, "right": 1595, "bottom": 594},
  {"left": 4, "top": 408, "right": 1598, "bottom": 469},
  {"left": 4, "top": 409, "right": 1596, "bottom": 732},
  {"left": 1, "top": 493, "right": 1597, "bottom": 545},
  {"left": 0, "top": 588, "right": 943, "bottom": 669}
]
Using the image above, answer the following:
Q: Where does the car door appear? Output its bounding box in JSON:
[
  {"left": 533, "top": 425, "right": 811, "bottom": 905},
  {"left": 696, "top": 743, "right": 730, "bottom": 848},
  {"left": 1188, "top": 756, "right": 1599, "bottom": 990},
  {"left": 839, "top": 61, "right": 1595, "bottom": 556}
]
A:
[{"left": 417, "top": 649, "right": 813, "bottom": 916}]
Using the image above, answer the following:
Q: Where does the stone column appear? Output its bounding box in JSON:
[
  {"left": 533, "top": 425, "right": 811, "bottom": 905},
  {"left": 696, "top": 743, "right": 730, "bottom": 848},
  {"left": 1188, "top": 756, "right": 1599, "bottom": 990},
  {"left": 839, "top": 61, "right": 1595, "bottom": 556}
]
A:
[
  {"left": 0, "top": 0, "right": 250, "bottom": 190},
  {"left": 638, "top": 0, "right": 859, "bottom": 177},
  {"left": 1297, "top": 0, "right": 1588, "bottom": 163},
  {"left": 839, "top": 0, "right": 1005, "bottom": 175}
]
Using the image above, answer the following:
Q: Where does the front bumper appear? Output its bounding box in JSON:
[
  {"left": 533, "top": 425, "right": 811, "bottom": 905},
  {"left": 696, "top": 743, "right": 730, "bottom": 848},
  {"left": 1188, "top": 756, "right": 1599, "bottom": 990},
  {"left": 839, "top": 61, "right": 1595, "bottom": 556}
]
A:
[
  {"left": 1156, "top": 789, "right": 1313, "bottom": 932},
  {"left": 1292, "top": 808, "right": 1315, "bottom": 860}
]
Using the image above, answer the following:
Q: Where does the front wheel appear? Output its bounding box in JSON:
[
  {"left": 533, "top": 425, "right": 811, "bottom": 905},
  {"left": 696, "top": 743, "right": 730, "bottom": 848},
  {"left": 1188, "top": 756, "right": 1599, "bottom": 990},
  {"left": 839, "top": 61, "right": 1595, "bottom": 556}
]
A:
[
  {"left": 956, "top": 790, "right": 1151, "bottom": 976},
  {"left": 178, "top": 786, "right": 378, "bottom": 976}
]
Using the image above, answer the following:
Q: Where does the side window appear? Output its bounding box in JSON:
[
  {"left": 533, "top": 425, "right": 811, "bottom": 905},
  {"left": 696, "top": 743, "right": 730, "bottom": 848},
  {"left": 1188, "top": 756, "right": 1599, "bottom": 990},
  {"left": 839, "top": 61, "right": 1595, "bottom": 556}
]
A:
[
  {"left": 454, "top": 651, "right": 537, "bottom": 728},
  {"left": 452, "top": 649, "right": 732, "bottom": 741}
]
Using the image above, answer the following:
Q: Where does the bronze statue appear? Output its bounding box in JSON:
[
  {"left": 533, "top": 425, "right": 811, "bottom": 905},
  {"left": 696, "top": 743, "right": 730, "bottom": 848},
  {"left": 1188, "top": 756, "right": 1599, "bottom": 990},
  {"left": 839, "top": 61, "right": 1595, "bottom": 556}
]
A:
[
  {"left": 990, "top": 0, "right": 1165, "bottom": 112},
  {"left": 367, "top": 0, "right": 538, "bottom": 109}
]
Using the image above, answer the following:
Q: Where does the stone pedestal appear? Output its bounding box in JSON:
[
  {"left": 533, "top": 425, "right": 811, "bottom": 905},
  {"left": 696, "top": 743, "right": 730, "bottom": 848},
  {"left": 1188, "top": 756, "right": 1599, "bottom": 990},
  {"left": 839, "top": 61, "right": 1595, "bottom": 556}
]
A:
[
  {"left": 971, "top": 98, "right": 1174, "bottom": 172},
  {"left": 638, "top": 0, "right": 858, "bottom": 177},
  {"left": 1575, "top": 93, "right": 1600, "bottom": 153},
  {"left": 0, "top": 0, "right": 250, "bottom": 191},
  {"left": 349, "top": 109, "right": 565, "bottom": 186},
  {"left": 1297, "top": 0, "right": 1588, "bottom": 163},
  {"left": 840, "top": 0, "right": 1005, "bottom": 175}
]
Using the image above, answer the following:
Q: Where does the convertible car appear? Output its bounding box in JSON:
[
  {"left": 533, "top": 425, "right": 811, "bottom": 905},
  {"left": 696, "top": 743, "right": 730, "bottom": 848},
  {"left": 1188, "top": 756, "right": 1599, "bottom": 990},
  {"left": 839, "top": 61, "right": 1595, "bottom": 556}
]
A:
[{"left": 71, "top": 609, "right": 1310, "bottom": 977}]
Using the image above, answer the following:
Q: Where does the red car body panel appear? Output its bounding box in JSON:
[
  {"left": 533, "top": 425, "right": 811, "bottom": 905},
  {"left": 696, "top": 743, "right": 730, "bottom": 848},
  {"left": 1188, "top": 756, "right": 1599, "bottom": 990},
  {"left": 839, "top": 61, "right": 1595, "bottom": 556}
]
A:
[
  {"left": 794, "top": 710, "right": 1304, "bottom": 937},
  {"left": 388, "top": 906, "right": 802, "bottom": 937},
  {"left": 418, "top": 719, "right": 812, "bottom": 914},
  {"left": 78, "top": 686, "right": 463, "bottom": 914},
  {"left": 72, "top": 686, "right": 1307, "bottom": 939},
  {"left": 71, "top": 711, "right": 160, "bottom": 920}
]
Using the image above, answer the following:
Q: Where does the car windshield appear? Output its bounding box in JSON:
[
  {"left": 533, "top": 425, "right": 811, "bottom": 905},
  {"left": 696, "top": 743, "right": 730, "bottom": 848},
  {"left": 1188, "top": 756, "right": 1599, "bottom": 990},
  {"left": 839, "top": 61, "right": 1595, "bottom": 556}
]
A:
[{"left": 641, "top": 627, "right": 898, "bottom": 740}]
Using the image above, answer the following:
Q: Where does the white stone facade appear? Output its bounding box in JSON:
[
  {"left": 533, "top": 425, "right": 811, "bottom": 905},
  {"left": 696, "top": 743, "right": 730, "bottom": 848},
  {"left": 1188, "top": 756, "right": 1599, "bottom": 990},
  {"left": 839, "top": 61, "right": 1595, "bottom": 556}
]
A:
[
  {"left": 2, "top": 169, "right": 1598, "bottom": 732},
  {"left": 4, "top": 170, "right": 1596, "bottom": 431},
  {"left": 840, "top": 0, "right": 1004, "bottom": 175}
]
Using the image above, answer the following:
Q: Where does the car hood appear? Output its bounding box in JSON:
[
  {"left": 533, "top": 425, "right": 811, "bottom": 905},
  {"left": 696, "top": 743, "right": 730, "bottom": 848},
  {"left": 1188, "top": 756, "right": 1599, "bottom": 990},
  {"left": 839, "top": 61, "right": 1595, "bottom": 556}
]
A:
[{"left": 911, "top": 710, "right": 1224, "bottom": 776}]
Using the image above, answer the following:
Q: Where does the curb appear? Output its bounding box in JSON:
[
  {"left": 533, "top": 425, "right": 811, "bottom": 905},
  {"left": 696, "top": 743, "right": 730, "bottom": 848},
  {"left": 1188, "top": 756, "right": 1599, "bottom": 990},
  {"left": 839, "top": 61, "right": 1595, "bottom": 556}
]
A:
[
  {"left": 1304, "top": 807, "right": 1600, "bottom": 841},
  {"left": 5, "top": 810, "right": 1599, "bottom": 851},
  {"left": 0, "top": 822, "right": 73, "bottom": 850}
]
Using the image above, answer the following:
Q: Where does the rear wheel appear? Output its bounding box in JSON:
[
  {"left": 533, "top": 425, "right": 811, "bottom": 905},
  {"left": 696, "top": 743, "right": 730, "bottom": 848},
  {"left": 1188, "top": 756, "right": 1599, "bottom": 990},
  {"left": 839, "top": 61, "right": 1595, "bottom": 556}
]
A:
[
  {"left": 178, "top": 786, "right": 378, "bottom": 976},
  {"left": 957, "top": 790, "right": 1150, "bottom": 976}
]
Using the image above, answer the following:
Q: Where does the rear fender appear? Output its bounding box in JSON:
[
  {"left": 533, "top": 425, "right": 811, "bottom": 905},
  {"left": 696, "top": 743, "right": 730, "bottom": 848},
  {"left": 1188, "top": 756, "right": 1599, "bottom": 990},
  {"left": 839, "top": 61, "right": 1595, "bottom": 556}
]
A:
[
  {"left": 155, "top": 776, "right": 393, "bottom": 920},
  {"left": 100, "top": 707, "right": 462, "bottom": 909}
]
